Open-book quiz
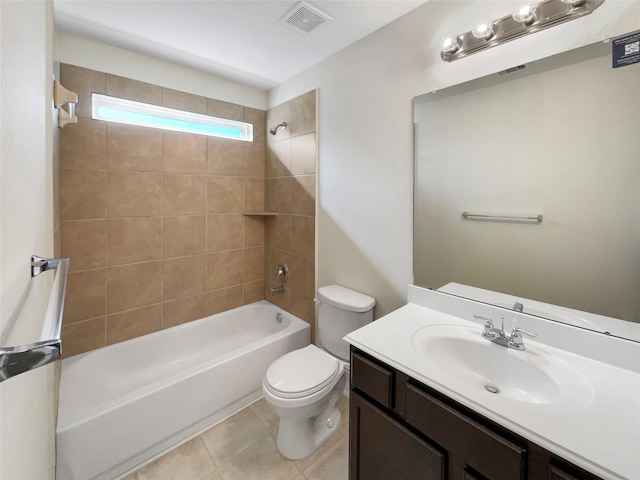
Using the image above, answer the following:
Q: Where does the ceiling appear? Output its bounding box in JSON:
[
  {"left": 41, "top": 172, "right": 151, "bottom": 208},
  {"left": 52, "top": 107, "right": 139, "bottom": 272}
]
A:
[{"left": 54, "top": 0, "right": 427, "bottom": 90}]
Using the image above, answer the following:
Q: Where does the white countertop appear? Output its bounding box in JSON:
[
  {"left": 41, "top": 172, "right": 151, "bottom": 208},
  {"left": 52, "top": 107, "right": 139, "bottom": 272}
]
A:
[{"left": 344, "top": 286, "right": 640, "bottom": 480}]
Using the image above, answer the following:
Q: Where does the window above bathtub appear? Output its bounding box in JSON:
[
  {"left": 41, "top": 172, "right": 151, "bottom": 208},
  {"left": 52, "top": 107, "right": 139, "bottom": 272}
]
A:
[{"left": 91, "top": 93, "right": 253, "bottom": 142}]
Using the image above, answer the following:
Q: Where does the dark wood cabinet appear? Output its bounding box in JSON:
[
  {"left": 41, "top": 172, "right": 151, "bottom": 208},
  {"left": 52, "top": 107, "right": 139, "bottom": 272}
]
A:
[{"left": 349, "top": 348, "right": 601, "bottom": 480}]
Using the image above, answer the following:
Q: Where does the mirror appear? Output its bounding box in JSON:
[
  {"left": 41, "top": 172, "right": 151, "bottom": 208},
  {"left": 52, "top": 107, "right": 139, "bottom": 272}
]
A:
[{"left": 413, "top": 39, "right": 640, "bottom": 342}]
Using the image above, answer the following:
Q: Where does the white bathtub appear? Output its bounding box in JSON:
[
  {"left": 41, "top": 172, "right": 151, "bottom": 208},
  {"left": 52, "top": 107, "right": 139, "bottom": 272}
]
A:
[{"left": 56, "top": 301, "right": 310, "bottom": 480}]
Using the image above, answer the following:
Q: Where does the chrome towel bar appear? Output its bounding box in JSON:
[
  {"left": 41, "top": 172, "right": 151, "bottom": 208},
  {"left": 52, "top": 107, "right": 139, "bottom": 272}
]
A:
[
  {"left": 461, "top": 212, "right": 543, "bottom": 223},
  {"left": 0, "top": 256, "right": 69, "bottom": 382}
]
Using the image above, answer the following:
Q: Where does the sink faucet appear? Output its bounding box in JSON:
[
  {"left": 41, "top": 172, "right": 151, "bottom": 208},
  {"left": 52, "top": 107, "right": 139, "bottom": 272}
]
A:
[{"left": 480, "top": 315, "right": 536, "bottom": 350}]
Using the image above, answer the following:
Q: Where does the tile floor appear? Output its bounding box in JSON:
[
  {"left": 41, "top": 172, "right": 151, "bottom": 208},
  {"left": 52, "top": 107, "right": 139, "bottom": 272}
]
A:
[{"left": 122, "top": 395, "right": 350, "bottom": 480}]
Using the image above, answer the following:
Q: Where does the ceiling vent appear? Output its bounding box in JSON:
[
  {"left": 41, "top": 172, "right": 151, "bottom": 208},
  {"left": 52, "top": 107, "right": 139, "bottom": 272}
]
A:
[{"left": 279, "top": 1, "right": 333, "bottom": 35}]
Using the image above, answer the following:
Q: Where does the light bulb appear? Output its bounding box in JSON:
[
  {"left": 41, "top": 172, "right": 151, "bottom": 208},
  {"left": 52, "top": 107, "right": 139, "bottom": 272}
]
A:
[
  {"left": 512, "top": 4, "right": 536, "bottom": 23},
  {"left": 472, "top": 22, "right": 495, "bottom": 40},
  {"left": 442, "top": 36, "right": 461, "bottom": 54}
]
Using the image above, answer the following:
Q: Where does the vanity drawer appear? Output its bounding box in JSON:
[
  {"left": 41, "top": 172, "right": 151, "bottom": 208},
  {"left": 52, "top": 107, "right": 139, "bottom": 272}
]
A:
[
  {"left": 351, "top": 351, "right": 393, "bottom": 409},
  {"left": 405, "top": 382, "right": 526, "bottom": 480}
]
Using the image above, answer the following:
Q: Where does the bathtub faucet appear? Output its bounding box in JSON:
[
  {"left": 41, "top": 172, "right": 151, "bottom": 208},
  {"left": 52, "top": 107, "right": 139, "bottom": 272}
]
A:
[{"left": 270, "top": 285, "right": 284, "bottom": 296}]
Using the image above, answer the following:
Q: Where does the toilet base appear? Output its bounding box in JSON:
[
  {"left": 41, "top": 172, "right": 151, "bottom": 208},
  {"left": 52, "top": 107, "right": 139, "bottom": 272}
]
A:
[{"left": 276, "top": 406, "right": 341, "bottom": 460}]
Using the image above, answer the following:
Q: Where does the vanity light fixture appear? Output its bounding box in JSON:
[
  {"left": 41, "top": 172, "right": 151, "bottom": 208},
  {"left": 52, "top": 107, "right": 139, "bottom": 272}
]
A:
[
  {"left": 512, "top": 4, "right": 537, "bottom": 24},
  {"left": 441, "top": 0, "right": 604, "bottom": 62},
  {"left": 442, "top": 36, "right": 461, "bottom": 54},
  {"left": 471, "top": 22, "right": 495, "bottom": 40}
]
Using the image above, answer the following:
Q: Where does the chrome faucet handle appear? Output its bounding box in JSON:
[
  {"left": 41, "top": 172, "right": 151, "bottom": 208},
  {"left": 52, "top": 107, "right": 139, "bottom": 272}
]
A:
[
  {"left": 509, "top": 326, "right": 537, "bottom": 349},
  {"left": 478, "top": 317, "right": 495, "bottom": 338}
]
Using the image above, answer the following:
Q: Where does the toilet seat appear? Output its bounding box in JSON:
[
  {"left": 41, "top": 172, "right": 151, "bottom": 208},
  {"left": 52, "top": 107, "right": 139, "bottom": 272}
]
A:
[{"left": 264, "top": 345, "right": 340, "bottom": 399}]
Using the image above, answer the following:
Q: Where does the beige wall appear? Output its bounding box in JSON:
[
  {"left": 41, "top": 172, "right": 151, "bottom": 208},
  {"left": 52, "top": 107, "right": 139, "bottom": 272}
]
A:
[
  {"left": 0, "top": 0, "right": 57, "bottom": 478},
  {"left": 267, "top": 1, "right": 640, "bottom": 319},
  {"left": 264, "top": 91, "right": 317, "bottom": 337},
  {"left": 58, "top": 64, "right": 267, "bottom": 357}
]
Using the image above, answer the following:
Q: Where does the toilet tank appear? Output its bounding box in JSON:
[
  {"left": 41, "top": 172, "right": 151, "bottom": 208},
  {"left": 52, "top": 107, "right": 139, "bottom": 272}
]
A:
[{"left": 317, "top": 285, "right": 376, "bottom": 361}]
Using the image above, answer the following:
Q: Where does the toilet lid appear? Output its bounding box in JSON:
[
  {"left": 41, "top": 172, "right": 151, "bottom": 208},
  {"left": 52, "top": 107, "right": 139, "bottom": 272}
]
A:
[{"left": 265, "top": 345, "right": 340, "bottom": 399}]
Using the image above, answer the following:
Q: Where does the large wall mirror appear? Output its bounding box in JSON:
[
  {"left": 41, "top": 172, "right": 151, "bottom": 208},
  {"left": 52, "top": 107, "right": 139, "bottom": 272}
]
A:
[{"left": 413, "top": 38, "right": 640, "bottom": 342}]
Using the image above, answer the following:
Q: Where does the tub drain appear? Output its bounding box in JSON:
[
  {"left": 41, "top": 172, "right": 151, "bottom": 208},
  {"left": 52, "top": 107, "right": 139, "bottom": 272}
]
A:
[{"left": 484, "top": 384, "right": 500, "bottom": 394}]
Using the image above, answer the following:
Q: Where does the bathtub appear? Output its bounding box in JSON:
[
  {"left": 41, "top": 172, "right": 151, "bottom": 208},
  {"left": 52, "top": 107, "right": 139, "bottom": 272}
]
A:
[{"left": 56, "top": 300, "right": 310, "bottom": 480}]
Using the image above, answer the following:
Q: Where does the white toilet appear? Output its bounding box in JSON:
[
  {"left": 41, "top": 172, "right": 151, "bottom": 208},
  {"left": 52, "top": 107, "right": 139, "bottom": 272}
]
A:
[{"left": 262, "top": 285, "right": 376, "bottom": 460}]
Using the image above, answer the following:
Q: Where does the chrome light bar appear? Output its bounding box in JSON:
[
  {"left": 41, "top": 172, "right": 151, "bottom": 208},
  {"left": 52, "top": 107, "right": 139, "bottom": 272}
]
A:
[{"left": 441, "top": 0, "right": 605, "bottom": 62}]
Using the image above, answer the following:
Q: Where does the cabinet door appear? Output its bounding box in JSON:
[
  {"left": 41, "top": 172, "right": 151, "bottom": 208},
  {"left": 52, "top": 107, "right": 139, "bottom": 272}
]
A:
[{"left": 350, "top": 391, "right": 446, "bottom": 480}]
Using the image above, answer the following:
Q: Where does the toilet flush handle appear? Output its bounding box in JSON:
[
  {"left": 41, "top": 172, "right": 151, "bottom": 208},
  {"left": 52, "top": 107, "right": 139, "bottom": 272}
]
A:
[{"left": 313, "top": 298, "right": 321, "bottom": 306}]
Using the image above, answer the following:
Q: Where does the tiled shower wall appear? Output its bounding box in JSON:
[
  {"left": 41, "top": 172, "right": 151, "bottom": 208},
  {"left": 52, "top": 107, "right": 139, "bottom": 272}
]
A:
[
  {"left": 59, "top": 64, "right": 267, "bottom": 357},
  {"left": 265, "top": 91, "right": 317, "bottom": 338}
]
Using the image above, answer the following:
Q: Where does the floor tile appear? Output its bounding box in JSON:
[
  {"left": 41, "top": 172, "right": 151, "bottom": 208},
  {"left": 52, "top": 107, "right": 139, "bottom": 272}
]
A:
[
  {"left": 303, "top": 434, "right": 349, "bottom": 480},
  {"left": 249, "top": 398, "right": 279, "bottom": 436},
  {"left": 136, "top": 437, "right": 215, "bottom": 480},
  {"left": 293, "top": 429, "right": 343, "bottom": 472},
  {"left": 196, "top": 471, "right": 224, "bottom": 480},
  {"left": 200, "top": 407, "right": 269, "bottom": 466},
  {"left": 217, "top": 435, "right": 299, "bottom": 480}
]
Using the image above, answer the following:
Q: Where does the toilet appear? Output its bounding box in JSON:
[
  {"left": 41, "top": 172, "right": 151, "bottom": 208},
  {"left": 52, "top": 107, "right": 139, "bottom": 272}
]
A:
[{"left": 262, "top": 285, "right": 376, "bottom": 460}]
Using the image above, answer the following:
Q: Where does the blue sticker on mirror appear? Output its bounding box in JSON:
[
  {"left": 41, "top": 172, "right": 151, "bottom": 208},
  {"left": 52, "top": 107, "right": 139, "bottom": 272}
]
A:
[{"left": 612, "top": 31, "right": 640, "bottom": 68}]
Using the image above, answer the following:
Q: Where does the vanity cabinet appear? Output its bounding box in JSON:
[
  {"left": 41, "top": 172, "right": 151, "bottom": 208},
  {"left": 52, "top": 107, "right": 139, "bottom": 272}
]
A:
[{"left": 349, "top": 348, "right": 601, "bottom": 480}]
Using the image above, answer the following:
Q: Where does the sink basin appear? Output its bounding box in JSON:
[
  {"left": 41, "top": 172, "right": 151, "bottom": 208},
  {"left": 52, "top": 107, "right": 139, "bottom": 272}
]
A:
[{"left": 412, "top": 324, "right": 592, "bottom": 405}]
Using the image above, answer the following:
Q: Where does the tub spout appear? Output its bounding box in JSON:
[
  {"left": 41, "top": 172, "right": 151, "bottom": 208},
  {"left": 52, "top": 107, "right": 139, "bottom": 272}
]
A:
[{"left": 270, "top": 285, "right": 284, "bottom": 296}]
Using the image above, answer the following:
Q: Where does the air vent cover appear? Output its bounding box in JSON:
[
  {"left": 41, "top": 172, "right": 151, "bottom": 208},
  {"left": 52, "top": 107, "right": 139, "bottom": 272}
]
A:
[
  {"left": 499, "top": 65, "right": 526, "bottom": 75},
  {"left": 280, "top": 1, "right": 332, "bottom": 34}
]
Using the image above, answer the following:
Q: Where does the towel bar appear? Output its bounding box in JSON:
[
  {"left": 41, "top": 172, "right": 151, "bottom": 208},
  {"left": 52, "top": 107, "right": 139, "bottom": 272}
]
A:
[{"left": 0, "top": 256, "right": 69, "bottom": 382}]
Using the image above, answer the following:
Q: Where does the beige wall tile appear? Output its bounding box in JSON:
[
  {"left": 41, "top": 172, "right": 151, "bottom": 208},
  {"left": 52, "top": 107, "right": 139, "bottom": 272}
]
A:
[
  {"left": 162, "top": 255, "right": 207, "bottom": 301},
  {"left": 60, "top": 64, "right": 106, "bottom": 119},
  {"left": 269, "top": 177, "right": 292, "bottom": 214},
  {"left": 290, "top": 90, "right": 316, "bottom": 137},
  {"left": 244, "top": 108, "right": 266, "bottom": 145},
  {"left": 62, "top": 317, "right": 106, "bottom": 358},
  {"left": 244, "top": 216, "right": 265, "bottom": 248},
  {"left": 207, "top": 214, "right": 243, "bottom": 252},
  {"left": 107, "top": 261, "right": 162, "bottom": 313},
  {"left": 266, "top": 140, "right": 291, "bottom": 178},
  {"left": 60, "top": 169, "right": 106, "bottom": 220},
  {"left": 244, "top": 143, "right": 265, "bottom": 178},
  {"left": 291, "top": 175, "right": 315, "bottom": 216},
  {"left": 244, "top": 178, "right": 265, "bottom": 212},
  {"left": 107, "top": 123, "right": 162, "bottom": 172},
  {"left": 64, "top": 269, "right": 106, "bottom": 324},
  {"left": 288, "top": 252, "right": 315, "bottom": 298},
  {"left": 162, "top": 215, "right": 206, "bottom": 258},
  {"left": 162, "top": 174, "right": 206, "bottom": 215},
  {"left": 107, "top": 304, "right": 161, "bottom": 345},
  {"left": 60, "top": 118, "right": 106, "bottom": 170},
  {"left": 107, "top": 217, "right": 162, "bottom": 265},
  {"left": 207, "top": 285, "right": 244, "bottom": 315},
  {"left": 207, "top": 176, "right": 244, "bottom": 213},
  {"left": 162, "top": 293, "right": 208, "bottom": 328},
  {"left": 268, "top": 215, "right": 291, "bottom": 251},
  {"left": 163, "top": 132, "right": 207, "bottom": 174},
  {"left": 61, "top": 220, "right": 106, "bottom": 272},
  {"left": 106, "top": 74, "right": 162, "bottom": 104},
  {"left": 244, "top": 247, "right": 264, "bottom": 283},
  {"left": 291, "top": 133, "right": 316, "bottom": 175},
  {"left": 266, "top": 101, "right": 291, "bottom": 144},
  {"left": 207, "top": 99, "right": 243, "bottom": 121},
  {"left": 244, "top": 280, "right": 265, "bottom": 304},
  {"left": 107, "top": 171, "right": 161, "bottom": 217},
  {"left": 207, "top": 250, "right": 243, "bottom": 290},
  {"left": 207, "top": 138, "right": 244, "bottom": 176},
  {"left": 162, "top": 88, "right": 207, "bottom": 114},
  {"left": 291, "top": 215, "right": 315, "bottom": 257}
]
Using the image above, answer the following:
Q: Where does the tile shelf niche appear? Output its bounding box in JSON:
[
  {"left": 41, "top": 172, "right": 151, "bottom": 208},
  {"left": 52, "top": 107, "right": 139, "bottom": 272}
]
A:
[{"left": 242, "top": 211, "right": 278, "bottom": 216}]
